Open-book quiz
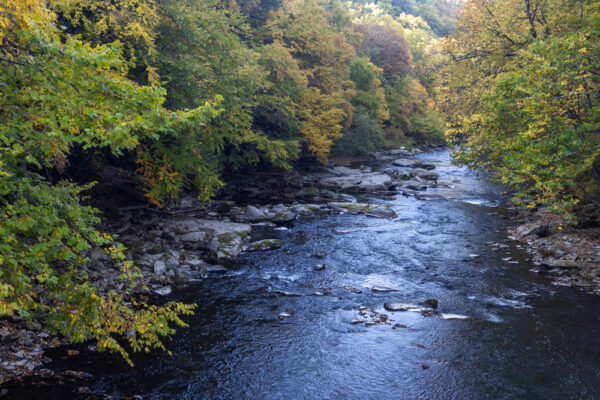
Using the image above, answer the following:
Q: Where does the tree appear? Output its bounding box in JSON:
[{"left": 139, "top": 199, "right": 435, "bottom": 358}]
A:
[
  {"left": 356, "top": 22, "right": 411, "bottom": 83},
  {"left": 0, "top": 4, "right": 227, "bottom": 363},
  {"left": 437, "top": 0, "right": 600, "bottom": 212}
]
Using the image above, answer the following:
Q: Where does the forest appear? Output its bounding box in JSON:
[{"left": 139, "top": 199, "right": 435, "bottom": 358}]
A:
[{"left": 1, "top": 0, "right": 600, "bottom": 389}]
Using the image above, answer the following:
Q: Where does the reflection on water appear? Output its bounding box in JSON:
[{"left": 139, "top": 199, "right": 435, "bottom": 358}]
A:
[{"left": 9, "top": 151, "right": 600, "bottom": 400}]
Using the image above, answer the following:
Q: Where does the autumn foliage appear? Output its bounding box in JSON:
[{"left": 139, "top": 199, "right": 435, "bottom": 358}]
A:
[{"left": 0, "top": 0, "right": 447, "bottom": 362}]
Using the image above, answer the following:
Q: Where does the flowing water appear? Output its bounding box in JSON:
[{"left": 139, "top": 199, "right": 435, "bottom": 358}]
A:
[{"left": 8, "top": 151, "right": 600, "bottom": 399}]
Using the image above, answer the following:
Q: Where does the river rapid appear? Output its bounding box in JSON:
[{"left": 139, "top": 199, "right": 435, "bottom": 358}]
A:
[{"left": 8, "top": 150, "right": 600, "bottom": 399}]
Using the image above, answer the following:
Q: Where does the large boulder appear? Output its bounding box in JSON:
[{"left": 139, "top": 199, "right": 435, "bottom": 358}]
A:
[
  {"left": 512, "top": 221, "right": 548, "bottom": 239},
  {"left": 320, "top": 172, "right": 392, "bottom": 192}
]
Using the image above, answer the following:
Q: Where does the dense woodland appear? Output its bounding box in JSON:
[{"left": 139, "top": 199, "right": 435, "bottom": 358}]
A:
[{"left": 0, "top": 0, "right": 598, "bottom": 363}]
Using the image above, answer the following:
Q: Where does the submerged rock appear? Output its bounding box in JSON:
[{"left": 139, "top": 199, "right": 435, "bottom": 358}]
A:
[
  {"left": 439, "top": 313, "right": 470, "bottom": 320},
  {"left": 384, "top": 302, "right": 421, "bottom": 312},
  {"left": 154, "top": 286, "right": 172, "bottom": 296},
  {"left": 343, "top": 286, "right": 363, "bottom": 294},
  {"left": 247, "top": 239, "right": 283, "bottom": 251},
  {"left": 372, "top": 286, "right": 399, "bottom": 293},
  {"left": 420, "top": 298, "right": 439, "bottom": 309},
  {"left": 205, "top": 265, "right": 228, "bottom": 273},
  {"left": 313, "top": 263, "right": 326, "bottom": 271}
]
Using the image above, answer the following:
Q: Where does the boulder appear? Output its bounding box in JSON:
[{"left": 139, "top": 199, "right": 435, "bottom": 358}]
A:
[
  {"left": 320, "top": 172, "right": 392, "bottom": 192},
  {"left": 384, "top": 302, "right": 421, "bottom": 311},
  {"left": 513, "top": 221, "right": 548, "bottom": 239},
  {"left": 247, "top": 239, "right": 283, "bottom": 251},
  {"left": 153, "top": 260, "right": 166, "bottom": 275},
  {"left": 243, "top": 205, "right": 268, "bottom": 222}
]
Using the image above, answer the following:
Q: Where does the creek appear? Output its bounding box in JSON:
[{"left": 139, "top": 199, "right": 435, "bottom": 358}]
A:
[{"left": 8, "top": 150, "right": 600, "bottom": 400}]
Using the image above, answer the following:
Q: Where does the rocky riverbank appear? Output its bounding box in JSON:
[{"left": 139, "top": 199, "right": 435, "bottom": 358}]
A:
[
  {"left": 507, "top": 208, "right": 600, "bottom": 294},
  {"left": 1, "top": 146, "right": 441, "bottom": 386},
  {"left": 3, "top": 144, "right": 600, "bottom": 390}
]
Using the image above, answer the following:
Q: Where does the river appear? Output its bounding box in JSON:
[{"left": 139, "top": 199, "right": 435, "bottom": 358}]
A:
[{"left": 7, "top": 150, "right": 600, "bottom": 399}]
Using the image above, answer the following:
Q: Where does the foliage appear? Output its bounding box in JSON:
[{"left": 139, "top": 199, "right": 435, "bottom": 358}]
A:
[
  {"left": 438, "top": 0, "right": 600, "bottom": 212},
  {"left": 155, "top": 0, "right": 299, "bottom": 170},
  {"left": 385, "top": 77, "right": 444, "bottom": 144},
  {"left": 0, "top": 0, "right": 455, "bottom": 367},
  {"left": 259, "top": 0, "right": 357, "bottom": 162},
  {"left": 0, "top": 14, "right": 223, "bottom": 362},
  {"left": 355, "top": 22, "right": 411, "bottom": 84},
  {"left": 48, "top": 0, "right": 160, "bottom": 79},
  {"left": 333, "top": 112, "right": 385, "bottom": 156}
]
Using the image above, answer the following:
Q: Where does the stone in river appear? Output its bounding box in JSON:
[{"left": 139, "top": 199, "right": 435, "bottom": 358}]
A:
[
  {"left": 313, "top": 263, "right": 326, "bottom": 271},
  {"left": 154, "top": 286, "right": 172, "bottom": 296},
  {"left": 275, "top": 290, "right": 302, "bottom": 297},
  {"left": 419, "top": 298, "right": 439, "bottom": 309},
  {"left": 244, "top": 205, "right": 268, "bottom": 222},
  {"left": 384, "top": 302, "right": 421, "bottom": 312},
  {"left": 343, "top": 286, "right": 362, "bottom": 294},
  {"left": 440, "top": 313, "right": 470, "bottom": 320},
  {"left": 206, "top": 265, "right": 228, "bottom": 273},
  {"left": 372, "top": 286, "right": 398, "bottom": 292},
  {"left": 350, "top": 319, "right": 366, "bottom": 325},
  {"left": 278, "top": 312, "right": 292, "bottom": 319}
]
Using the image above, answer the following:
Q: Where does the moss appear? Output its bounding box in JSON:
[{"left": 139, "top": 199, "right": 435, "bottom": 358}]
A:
[
  {"left": 336, "top": 203, "right": 375, "bottom": 211},
  {"left": 303, "top": 187, "right": 319, "bottom": 197}
]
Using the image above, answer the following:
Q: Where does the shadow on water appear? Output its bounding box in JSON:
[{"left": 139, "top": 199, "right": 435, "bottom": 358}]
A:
[{"left": 5, "top": 151, "right": 600, "bottom": 400}]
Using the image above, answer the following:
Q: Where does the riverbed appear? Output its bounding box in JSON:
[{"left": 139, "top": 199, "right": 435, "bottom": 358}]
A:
[{"left": 6, "top": 150, "right": 600, "bottom": 399}]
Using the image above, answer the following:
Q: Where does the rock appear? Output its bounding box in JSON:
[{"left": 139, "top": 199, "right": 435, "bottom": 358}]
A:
[
  {"left": 278, "top": 312, "right": 292, "bottom": 319},
  {"left": 183, "top": 219, "right": 251, "bottom": 236},
  {"left": 291, "top": 205, "right": 314, "bottom": 216},
  {"left": 351, "top": 319, "right": 366, "bottom": 324},
  {"left": 247, "top": 239, "right": 283, "bottom": 251},
  {"left": 392, "top": 159, "right": 414, "bottom": 167},
  {"left": 414, "top": 170, "right": 439, "bottom": 181},
  {"left": 206, "top": 265, "right": 228, "bottom": 273},
  {"left": 313, "top": 264, "right": 326, "bottom": 271},
  {"left": 14, "top": 350, "right": 25, "bottom": 358},
  {"left": 540, "top": 258, "right": 579, "bottom": 269},
  {"left": 89, "top": 248, "right": 110, "bottom": 263},
  {"left": 320, "top": 172, "right": 392, "bottom": 192},
  {"left": 334, "top": 229, "right": 360, "bottom": 234},
  {"left": 413, "top": 161, "right": 436, "bottom": 170},
  {"left": 328, "top": 202, "right": 396, "bottom": 218},
  {"left": 153, "top": 260, "right": 167, "bottom": 275},
  {"left": 420, "top": 298, "right": 438, "bottom": 309},
  {"left": 164, "top": 251, "right": 180, "bottom": 270},
  {"left": 469, "top": 254, "right": 481, "bottom": 259},
  {"left": 421, "top": 364, "right": 430, "bottom": 370},
  {"left": 343, "top": 286, "right": 362, "bottom": 294},
  {"left": 364, "top": 205, "right": 397, "bottom": 219},
  {"left": 154, "top": 286, "right": 172, "bottom": 296},
  {"left": 270, "top": 211, "right": 296, "bottom": 223},
  {"left": 301, "top": 187, "right": 320, "bottom": 198},
  {"left": 178, "top": 231, "right": 207, "bottom": 243},
  {"left": 243, "top": 205, "right": 268, "bottom": 222},
  {"left": 384, "top": 302, "right": 421, "bottom": 312},
  {"left": 440, "top": 313, "right": 470, "bottom": 320},
  {"left": 275, "top": 290, "right": 302, "bottom": 297},
  {"left": 403, "top": 181, "right": 428, "bottom": 191},
  {"left": 208, "top": 235, "right": 245, "bottom": 260},
  {"left": 339, "top": 193, "right": 357, "bottom": 203},
  {"left": 513, "top": 221, "right": 548, "bottom": 239},
  {"left": 372, "top": 286, "right": 398, "bottom": 293}
]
